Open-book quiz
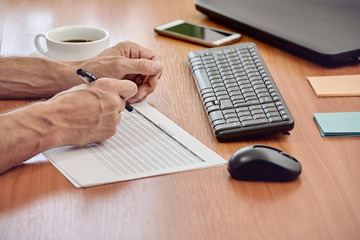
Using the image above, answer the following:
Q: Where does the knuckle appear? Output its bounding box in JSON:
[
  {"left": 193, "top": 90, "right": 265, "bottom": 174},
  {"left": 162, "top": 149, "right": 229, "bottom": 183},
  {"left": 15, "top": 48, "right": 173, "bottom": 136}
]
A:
[{"left": 137, "top": 59, "right": 148, "bottom": 69}]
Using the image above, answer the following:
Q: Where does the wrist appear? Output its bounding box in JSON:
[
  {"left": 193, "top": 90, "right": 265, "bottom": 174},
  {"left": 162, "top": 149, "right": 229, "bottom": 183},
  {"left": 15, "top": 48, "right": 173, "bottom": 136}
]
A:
[
  {"left": 44, "top": 59, "right": 85, "bottom": 92},
  {"left": 0, "top": 57, "right": 84, "bottom": 98},
  {"left": 22, "top": 101, "right": 64, "bottom": 151}
]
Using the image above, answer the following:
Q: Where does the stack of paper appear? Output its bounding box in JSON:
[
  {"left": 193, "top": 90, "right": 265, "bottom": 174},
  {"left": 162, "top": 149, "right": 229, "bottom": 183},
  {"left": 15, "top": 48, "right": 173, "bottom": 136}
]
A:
[
  {"left": 314, "top": 112, "right": 360, "bottom": 137},
  {"left": 307, "top": 74, "right": 360, "bottom": 97}
]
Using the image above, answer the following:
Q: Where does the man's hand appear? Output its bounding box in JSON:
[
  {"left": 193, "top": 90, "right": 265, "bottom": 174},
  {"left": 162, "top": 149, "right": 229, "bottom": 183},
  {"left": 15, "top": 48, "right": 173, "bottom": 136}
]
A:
[
  {"left": 0, "top": 41, "right": 162, "bottom": 100},
  {"left": 47, "top": 78, "right": 137, "bottom": 146},
  {"left": 77, "top": 41, "right": 163, "bottom": 103}
]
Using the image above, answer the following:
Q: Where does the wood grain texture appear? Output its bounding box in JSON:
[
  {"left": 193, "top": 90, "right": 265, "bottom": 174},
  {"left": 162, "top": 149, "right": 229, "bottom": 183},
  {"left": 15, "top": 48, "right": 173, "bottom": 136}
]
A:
[{"left": 1, "top": 0, "right": 360, "bottom": 239}]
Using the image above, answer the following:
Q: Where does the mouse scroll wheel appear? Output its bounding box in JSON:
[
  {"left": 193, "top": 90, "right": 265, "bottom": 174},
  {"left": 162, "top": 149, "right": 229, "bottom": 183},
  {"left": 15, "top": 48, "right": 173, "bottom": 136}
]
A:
[{"left": 280, "top": 152, "right": 296, "bottom": 161}]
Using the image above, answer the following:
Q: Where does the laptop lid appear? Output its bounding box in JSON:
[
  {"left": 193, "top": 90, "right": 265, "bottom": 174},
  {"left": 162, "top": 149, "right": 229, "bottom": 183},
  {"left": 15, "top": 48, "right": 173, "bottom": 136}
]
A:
[{"left": 195, "top": 0, "right": 360, "bottom": 67}]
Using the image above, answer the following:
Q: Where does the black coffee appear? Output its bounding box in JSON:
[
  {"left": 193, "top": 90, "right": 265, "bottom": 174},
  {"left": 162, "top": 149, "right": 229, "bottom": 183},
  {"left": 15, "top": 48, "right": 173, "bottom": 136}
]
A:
[{"left": 62, "top": 39, "right": 93, "bottom": 43}]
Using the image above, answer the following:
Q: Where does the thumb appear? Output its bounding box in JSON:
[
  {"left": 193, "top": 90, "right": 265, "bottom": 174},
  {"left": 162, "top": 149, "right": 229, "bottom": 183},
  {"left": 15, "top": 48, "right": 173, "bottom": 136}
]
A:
[
  {"left": 115, "top": 79, "right": 138, "bottom": 100},
  {"left": 120, "top": 58, "right": 163, "bottom": 75}
]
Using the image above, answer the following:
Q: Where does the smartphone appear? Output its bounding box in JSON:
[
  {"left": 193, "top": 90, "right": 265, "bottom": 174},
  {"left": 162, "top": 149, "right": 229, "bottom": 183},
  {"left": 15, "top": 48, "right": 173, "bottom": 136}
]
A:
[{"left": 154, "top": 19, "right": 241, "bottom": 47}]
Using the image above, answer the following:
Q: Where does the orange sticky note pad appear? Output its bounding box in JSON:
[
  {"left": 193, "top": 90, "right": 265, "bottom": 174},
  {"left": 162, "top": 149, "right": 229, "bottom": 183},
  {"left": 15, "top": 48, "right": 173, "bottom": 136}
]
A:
[{"left": 307, "top": 74, "right": 360, "bottom": 97}]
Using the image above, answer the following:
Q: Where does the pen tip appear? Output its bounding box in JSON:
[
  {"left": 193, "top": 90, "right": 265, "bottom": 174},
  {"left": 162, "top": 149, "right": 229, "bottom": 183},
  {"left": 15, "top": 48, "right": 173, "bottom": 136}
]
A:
[{"left": 126, "top": 102, "right": 134, "bottom": 112}]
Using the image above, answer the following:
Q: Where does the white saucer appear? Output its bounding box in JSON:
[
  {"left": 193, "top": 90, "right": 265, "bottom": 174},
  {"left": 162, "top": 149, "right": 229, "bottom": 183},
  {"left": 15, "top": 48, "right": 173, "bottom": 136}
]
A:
[{"left": 29, "top": 50, "right": 49, "bottom": 59}]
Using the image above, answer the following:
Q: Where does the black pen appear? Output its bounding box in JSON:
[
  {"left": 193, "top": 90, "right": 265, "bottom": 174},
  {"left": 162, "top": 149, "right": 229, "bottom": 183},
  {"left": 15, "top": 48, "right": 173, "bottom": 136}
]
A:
[{"left": 76, "top": 68, "right": 133, "bottom": 112}]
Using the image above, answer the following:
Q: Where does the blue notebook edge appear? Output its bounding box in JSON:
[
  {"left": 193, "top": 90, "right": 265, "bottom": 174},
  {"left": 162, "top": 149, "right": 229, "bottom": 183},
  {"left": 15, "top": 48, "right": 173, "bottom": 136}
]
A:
[{"left": 313, "top": 112, "right": 360, "bottom": 137}]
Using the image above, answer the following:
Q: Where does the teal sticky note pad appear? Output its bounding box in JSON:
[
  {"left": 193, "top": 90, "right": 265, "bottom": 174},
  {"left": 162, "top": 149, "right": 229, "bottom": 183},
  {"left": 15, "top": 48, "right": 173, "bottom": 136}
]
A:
[{"left": 314, "top": 112, "right": 360, "bottom": 137}]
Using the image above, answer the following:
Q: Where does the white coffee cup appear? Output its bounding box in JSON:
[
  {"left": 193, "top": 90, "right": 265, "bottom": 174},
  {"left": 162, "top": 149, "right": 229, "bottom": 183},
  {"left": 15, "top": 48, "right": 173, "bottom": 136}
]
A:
[{"left": 34, "top": 25, "right": 110, "bottom": 61}]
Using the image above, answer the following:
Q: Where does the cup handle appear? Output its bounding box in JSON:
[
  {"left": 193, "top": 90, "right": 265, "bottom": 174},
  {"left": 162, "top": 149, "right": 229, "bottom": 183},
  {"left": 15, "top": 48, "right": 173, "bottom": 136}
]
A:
[{"left": 34, "top": 33, "right": 47, "bottom": 56}]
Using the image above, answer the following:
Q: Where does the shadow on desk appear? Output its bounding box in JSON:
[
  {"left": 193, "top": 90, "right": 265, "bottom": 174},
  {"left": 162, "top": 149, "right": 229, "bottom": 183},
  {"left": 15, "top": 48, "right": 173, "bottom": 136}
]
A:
[
  {"left": 231, "top": 132, "right": 292, "bottom": 143},
  {"left": 227, "top": 175, "right": 302, "bottom": 202}
]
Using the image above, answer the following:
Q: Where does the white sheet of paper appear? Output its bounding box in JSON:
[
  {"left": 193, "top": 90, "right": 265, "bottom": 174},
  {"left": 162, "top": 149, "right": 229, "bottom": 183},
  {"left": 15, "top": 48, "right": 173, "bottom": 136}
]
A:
[
  {"left": 24, "top": 153, "right": 47, "bottom": 164},
  {"left": 44, "top": 101, "right": 226, "bottom": 188}
]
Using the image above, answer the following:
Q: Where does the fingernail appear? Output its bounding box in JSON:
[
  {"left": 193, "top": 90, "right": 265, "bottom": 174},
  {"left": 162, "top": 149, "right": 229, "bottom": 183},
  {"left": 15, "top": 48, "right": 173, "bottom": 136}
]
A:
[{"left": 152, "top": 61, "right": 162, "bottom": 72}]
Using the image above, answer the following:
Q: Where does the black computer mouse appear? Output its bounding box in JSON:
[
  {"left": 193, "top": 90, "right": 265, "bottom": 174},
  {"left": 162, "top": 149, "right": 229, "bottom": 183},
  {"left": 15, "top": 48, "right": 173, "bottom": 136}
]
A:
[{"left": 227, "top": 145, "right": 302, "bottom": 182}]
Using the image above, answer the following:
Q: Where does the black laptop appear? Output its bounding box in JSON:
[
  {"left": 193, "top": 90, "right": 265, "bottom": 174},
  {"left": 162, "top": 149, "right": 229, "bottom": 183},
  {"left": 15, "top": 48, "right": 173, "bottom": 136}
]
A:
[{"left": 195, "top": 0, "right": 360, "bottom": 67}]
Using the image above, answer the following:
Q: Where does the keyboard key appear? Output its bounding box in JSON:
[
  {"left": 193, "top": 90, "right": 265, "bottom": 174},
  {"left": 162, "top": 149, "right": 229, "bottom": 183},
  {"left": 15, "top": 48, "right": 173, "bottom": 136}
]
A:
[
  {"left": 249, "top": 105, "right": 262, "bottom": 111},
  {"left": 222, "top": 109, "right": 236, "bottom": 115},
  {"left": 259, "top": 97, "right": 273, "bottom": 104},
  {"left": 212, "top": 119, "right": 226, "bottom": 127},
  {"left": 217, "top": 95, "right": 230, "bottom": 101},
  {"left": 242, "top": 119, "right": 269, "bottom": 127},
  {"left": 253, "top": 114, "right": 266, "bottom": 120},
  {"left": 194, "top": 69, "right": 211, "bottom": 90},
  {"left": 202, "top": 92, "right": 215, "bottom": 100},
  {"left": 251, "top": 110, "right": 265, "bottom": 116},
  {"left": 282, "top": 115, "right": 290, "bottom": 121},
  {"left": 263, "top": 107, "right": 277, "bottom": 114},
  {"left": 226, "top": 118, "right": 240, "bottom": 123},
  {"left": 209, "top": 111, "right": 224, "bottom": 122},
  {"left": 203, "top": 96, "right": 216, "bottom": 104},
  {"left": 224, "top": 113, "right": 238, "bottom": 120},
  {"left": 220, "top": 99, "right": 233, "bottom": 110},
  {"left": 215, "top": 91, "right": 228, "bottom": 98},
  {"left": 268, "top": 116, "right": 282, "bottom": 123},
  {"left": 191, "top": 65, "right": 204, "bottom": 71},
  {"left": 214, "top": 122, "right": 241, "bottom": 133},
  {"left": 206, "top": 105, "right": 220, "bottom": 114},
  {"left": 266, "top": 112, "right": 280, "bottom": 118},
  {"left": 240, "top": 116, "right": 253, "bottom": 122}
]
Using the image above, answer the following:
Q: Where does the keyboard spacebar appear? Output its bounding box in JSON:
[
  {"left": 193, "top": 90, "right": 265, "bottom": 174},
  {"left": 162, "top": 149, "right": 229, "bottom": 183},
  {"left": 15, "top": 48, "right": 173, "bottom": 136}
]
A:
[{"left": 193, "top": 69, "right": 211, "bottom": 90}]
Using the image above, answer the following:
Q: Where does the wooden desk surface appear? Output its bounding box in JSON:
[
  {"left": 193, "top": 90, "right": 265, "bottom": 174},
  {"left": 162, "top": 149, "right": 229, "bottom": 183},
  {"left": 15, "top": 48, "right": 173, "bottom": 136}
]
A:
[{"left": 1, "top": 0, "right": 359, "bottom": 239}]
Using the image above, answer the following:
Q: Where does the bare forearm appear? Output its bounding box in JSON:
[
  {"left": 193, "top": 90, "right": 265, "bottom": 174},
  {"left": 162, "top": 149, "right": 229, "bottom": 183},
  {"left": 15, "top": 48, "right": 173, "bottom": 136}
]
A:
[
  {"left": 0, "top": 57, "right": 83, "bottom": 98},
  {"left": 0, "top": 102, "right": 59, "bottom": 173}
]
